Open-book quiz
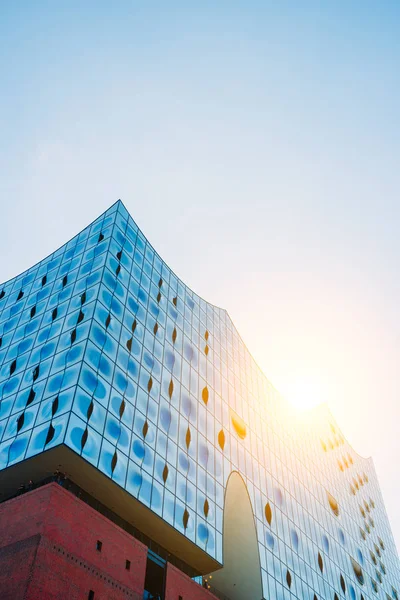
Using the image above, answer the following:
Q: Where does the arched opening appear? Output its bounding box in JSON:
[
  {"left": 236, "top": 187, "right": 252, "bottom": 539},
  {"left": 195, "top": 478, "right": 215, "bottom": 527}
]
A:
[{"left": 205, "top": 471, "right": 263, "bottom": 600}]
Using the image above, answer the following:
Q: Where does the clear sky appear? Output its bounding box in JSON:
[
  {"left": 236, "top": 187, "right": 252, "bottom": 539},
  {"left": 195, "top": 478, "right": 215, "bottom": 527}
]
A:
[{"left": 1, "top": 1, "right": 400, "bottom": 548}]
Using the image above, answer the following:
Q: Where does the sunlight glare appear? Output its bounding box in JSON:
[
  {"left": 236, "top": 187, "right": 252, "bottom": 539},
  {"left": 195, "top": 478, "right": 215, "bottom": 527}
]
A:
[{"left": 281, "top": 377, "right": 323, "bottom": 412}]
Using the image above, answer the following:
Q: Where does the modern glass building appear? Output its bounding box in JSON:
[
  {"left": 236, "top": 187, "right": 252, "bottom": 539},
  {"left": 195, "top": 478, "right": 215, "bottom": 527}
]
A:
[{"left": 0, "top": 200, "right": 399, "bottom": 600}]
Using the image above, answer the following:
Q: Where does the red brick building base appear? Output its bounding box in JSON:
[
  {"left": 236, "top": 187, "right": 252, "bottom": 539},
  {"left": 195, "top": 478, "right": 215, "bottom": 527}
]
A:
[
  {"left": 0, "top": 483, "right": 147, "bottom": 600},
  {"left": 165, "top": 563, "right": 219, "bottom": 600},
  {"left": 0, "top": 483, "right": 219, "bottom": 600}
]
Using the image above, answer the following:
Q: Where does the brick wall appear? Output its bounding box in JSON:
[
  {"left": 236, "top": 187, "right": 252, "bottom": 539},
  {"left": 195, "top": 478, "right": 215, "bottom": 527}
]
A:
[
  {"left": 165, "top": 563, "right": 218, "bottom": 600},
  {"left": 0, "top": 534, "right": 40, "bottom": 600},
  {"left": 0, "top": 483, "right": 147, "bottom": 600}
]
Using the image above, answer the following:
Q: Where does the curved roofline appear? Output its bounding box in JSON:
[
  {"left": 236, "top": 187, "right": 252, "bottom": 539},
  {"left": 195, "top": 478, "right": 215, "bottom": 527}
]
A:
[
  {"left": 304, "top": 401, "right": 372, "bottom": 461},
  {"left": 0, "top": 198, "right": 272, "bottom": 389},
  {"left": 0, "top": 198, "right": 366, "bottom": 460},
  {"left": 118, "top": 199, "right": 228, "bottom": 313},
  {"left": 118, "top": 199, "right": 284, "bottom": 395},
  {"left": 0, "top": 199, "right": 122, "bottom": 289}
]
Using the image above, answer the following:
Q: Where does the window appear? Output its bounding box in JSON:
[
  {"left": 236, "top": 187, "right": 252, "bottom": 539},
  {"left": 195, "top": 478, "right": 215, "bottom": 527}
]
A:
[
  {"left": 125, "top": 560, "right": 131, "bottom": 571},
  {"left": 327, "top": 491, "right": 339, "bottom": 516},
  {"left": 286, "top": 569, "right": 292, "bottom": 588},
  {"left": 88, "top": 591, "right": 95, "bottom": 600},
  {"left": 318, "top": 552, "right": 323, "bottom": 573},
  {"left": 265, "top": 502, "right": 272, "bottom": 525},
  {"left": 96, "top": 540, "right": 102, "bottom": 552}
]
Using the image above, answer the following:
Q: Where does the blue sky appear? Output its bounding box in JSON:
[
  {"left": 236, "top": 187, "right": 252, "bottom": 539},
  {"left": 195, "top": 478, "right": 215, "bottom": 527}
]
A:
[{"left": 1, "top": 1, "right": 400, "bottom": 546}]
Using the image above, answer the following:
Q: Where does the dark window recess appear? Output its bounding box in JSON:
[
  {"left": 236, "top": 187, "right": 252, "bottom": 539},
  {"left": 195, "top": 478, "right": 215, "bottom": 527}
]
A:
[
  {"left": 81, "top": 291, "right": 87, "bottom": 305},
  {"left": 180, "top": 509, "right": 189, "bottom": 535},
  {"left": 52, "top": 307, "right": 58, "bottom": 321},
  {"left": 96, "top": 540, "right": 102, "bottom": 552},
  {"left": 42, "top": 274, "right": 47, "bottom": 286},
  {"left": 116, "top": 264, "right": 121, "bottom": 276},
  {"left": 88, "top": 591, "right": 95, "bottom": 600},
  {"left": 179, "top": 597, "right": 183, "bottom": 600},
  {"left": 30, "top": 305, "right": 36, "bottom": 319},
  {"left": 162, "top": 464, "right": 169, "bottom": 483},
  {"left": 111, "top": 451, "right": 118, "bottom": 473},
  {"left": 10, "top": 359, "right": 17, "bottom": 376},
  {"left": 318, "top": 552, "right": 323, "bottom": 573},
  {"left": 33, "top": 365, "right": 40, "bottom": 382},
  {"left": 0, "top": 337, "right": 2, "bottom": 348},
  {"left": 98, "top": 232, "right": 104, "bottom": 242},
  {"left": 125, "top": 559, "right": 131, "bottom": 571},
  {"left": 105, "top": 314, "right": 111, "bottom": 328},
  {"left": 286, "top": 570, "right": 292, "bottom": 588},
  {"left": 52, "top": 396, "right": 59, "bottom": 417},
  {"left": 119, "top": 399, "right": 125, "bottom": 419},
  {"left": 45, "top": 424, "right": 55, "bottom": 446},
  {"left": 87, "top": 400, "right": 94, "bottom": 420},
  {"left": 0, "top": 289, "right": 5, "bottom": 299},
  {"left": 77, "top": 310, "right": 84, "bottom": 324},
  {"left": 26, "top": 388, "right": 36, "bottom": 406},
  {"left": 71, "top": 329, "right": 77, "bottom": 344},
  {"left": 16, "top": 412, "right": 25, "bottom": 432},
  {"left": 62, "top": 275, "right": 68, "bottom": 288},
  {"left": 81, "top": 428, "right": 88, "bottom": 450},
  {"left": 17, "top": 290, "right": 24, "bottom": 301},
  {"left": 116, "top": 250, "right": 122, "bottom": 261}
]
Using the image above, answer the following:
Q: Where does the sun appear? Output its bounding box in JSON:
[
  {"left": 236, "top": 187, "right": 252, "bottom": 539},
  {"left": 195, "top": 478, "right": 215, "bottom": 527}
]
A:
[{"left": 280, "top": 377, "right": 323, "bottom": 412}]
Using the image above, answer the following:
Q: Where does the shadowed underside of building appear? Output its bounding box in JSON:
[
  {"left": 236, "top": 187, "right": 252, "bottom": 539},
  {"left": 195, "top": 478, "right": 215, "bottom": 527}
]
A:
[{"left": 0, "top": 200, "right": 399, "bottom": 600}]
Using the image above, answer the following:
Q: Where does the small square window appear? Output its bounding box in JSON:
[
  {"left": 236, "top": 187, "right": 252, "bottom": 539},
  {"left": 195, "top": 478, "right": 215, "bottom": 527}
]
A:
[
  {"left": 125, "top": 559, "right": 131, "bottom": 571},
  {"left": 96, "top": 540, "right": 102, "bottom": 552}
]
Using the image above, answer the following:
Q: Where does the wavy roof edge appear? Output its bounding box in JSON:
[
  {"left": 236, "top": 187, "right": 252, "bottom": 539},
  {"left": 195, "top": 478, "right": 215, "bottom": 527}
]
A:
[{"left": 0, "top": 198, "right": 370, "bottom": 462}]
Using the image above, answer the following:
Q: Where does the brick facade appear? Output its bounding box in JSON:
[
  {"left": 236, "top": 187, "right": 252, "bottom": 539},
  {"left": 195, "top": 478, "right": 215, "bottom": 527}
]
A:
[
  {"left": 0, "top": 483, "right": 147, "bottom": 600},
  {"left": 165, "top": 563, "right": 218, "bottom": 600}
]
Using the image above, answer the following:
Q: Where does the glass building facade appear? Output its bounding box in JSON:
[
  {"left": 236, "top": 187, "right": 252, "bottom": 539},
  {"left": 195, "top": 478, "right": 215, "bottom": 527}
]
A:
[{"left": 0, "top": 200, "right": 399, "bottom": 600}]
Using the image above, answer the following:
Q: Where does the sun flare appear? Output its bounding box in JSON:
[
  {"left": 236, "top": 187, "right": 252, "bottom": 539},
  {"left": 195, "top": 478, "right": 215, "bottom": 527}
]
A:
[{"left": 281, "top": 378, "right": 323, "bottom": 412}]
